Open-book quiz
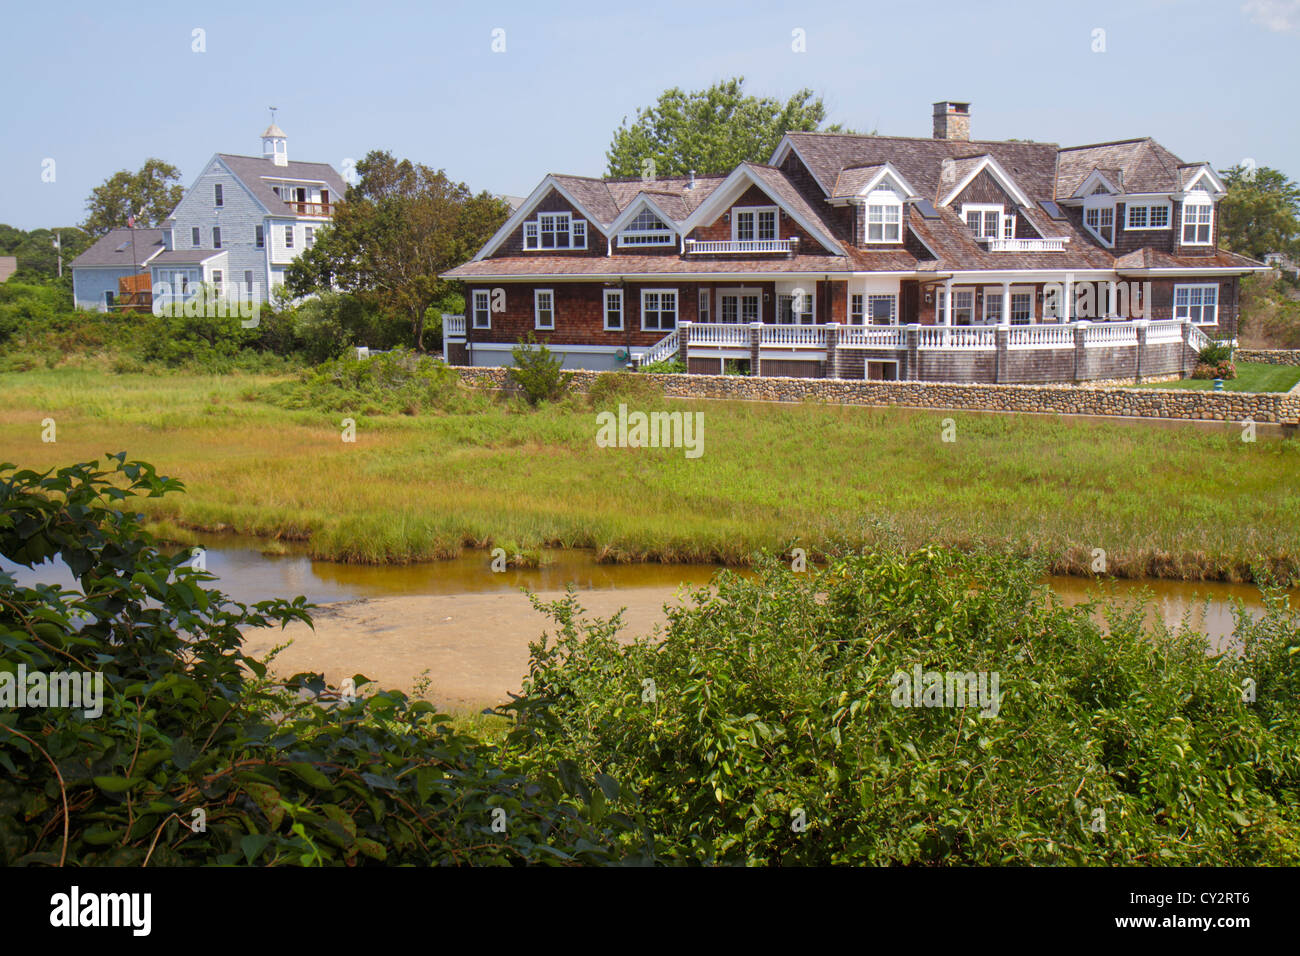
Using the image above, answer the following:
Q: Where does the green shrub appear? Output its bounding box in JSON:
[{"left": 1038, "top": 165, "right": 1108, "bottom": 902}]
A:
[
  {"left": 1197, "top": 337, "right": 1234, "bottom": 366},
  {"left": 638, "top": 359, "right": 686, "bottom": 374},
  {"left": 508, "top": 334, "right": 572, "bottom": 406},
  {"left": 263, "top": 347, "right": 481, "bottom": 415},
  {"left": 506, "top": 548, "right": 1300, "bottom": 865},
  {"left": 586, "top": 371, "right": 665, "bottom": 410},
  {"left": 0, "top": 455, "right": 646, "bottom": 865}
]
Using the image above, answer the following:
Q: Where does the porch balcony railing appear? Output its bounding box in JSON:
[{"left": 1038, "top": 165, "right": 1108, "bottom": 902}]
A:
[
  {"left": 1083, "top": 322, "right": 1139, "bottom": 348},
  {"left": 1186, "top": 324, "right": 1213, "bottom": 351},
  {"left": 760, "top": 324, "right": 827, "bottom": 348},
  {"left": 639, "top": 329, "right": 681, "bottom": 365},
  {"left": 1006, "top": 325, "right": 1074, "bottom": 349},
  {"left": 688, "top": 323, "right": 752, "bottom": 347},
  {"left": 285, "top": 201, "right": 337, "bottom": 217},
  {"left": 1146, "top": 320, "right": 1184, "bottom": 344},
  {"left": 839, "top": 325, "right": 907, "bottom": 348},
  {"left": 982, "top": 237, "right": 1069, "bottom": 252},
  {"left": 443, "top": 314, "right": 466, "bottom": 339},
  {"left": 683, "top": 238, "right": 798, "bottom": 255},
  {"left": 918, "top": 326, "right": 997, "bottom": 349}
]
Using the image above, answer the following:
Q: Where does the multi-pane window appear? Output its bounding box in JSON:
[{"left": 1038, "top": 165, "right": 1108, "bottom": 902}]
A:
[
  {"left": 534, "top": 289, "right": 555, "bottom": 330},
  {"left": 1174, "top": 284, "right": 1218, "bottom": 324},
  {"left": 1181, "top": 199, "right": 1212, "bottom": 244},
  {"left": 619, "top": 209, "right": 674, "bottom": 246},
  {"left": 866, "top": 192, "right": 902, "bottom": 242},
  {"left": 733, "top": 207, "right": 777, "bottom": 242},
  {"left": 963, "top": 205, "right": 1003, "bottom": 239},
  {"left": 697, "top": 289, "right": 710, "bottom": 323},
  {"left": 1011, "top": 292, "right": 1033, "bottom": 324},
  {"left": 472, "top": 289, "right": 492, "bottom": 329},
  {"left": 191, "top": 227, "right": 201, "bottom": 247},
  {"left": 1126, "top": 203, "right": 1171, "bottom": 230},
  {"left": 983, "top": 292, "right": 1002, "bottom": 324},
  {"left": 777, "top": 291, "right": 815, "bottom": 324},
  {"left": 604, "top": 289, "right": 623, "bottom": 330},
  {"left": 867, "top": 294, "right": 897, "bottom": 325},
  {"left": 255, "top": 225, "right": 264, "bottom": 248},
  {"left": 1002, "top": 215, "right": 1016, "bottom": 239},
  {"left": 850, "top": 294, "right": 865, "bottom": 325},
  {"left": 214, "top": 184, "right": 223, "bottom": 207},
  {"left": 1085, "top": 205, "right": 1115, "bottom": 244},
  {"left": 284, "top": 225, "right": 294, "bottom": 248},
  {"left": 641, "top": 289, "right": 678, "bottom": 331},
  {"left": 212, "top": 227, "right": 221, "bottom": 249},
  {"left": 952, "top": 290, "right": 975, "bottom": 325},
  {"left": 524, "top": 212, "right": 587, "bottom": 250}
]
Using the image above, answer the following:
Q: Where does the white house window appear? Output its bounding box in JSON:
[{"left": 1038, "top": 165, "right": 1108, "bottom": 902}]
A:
[
  {"left": 255, "top": 225, "right": 264, "bottom": 248},
  {"left": 472, "top": 290, "right": 492, "bottom": 329},
  {"left": 983, "top": 292, "right": 1002, "bottom": 324},
  {"left": 191, "top": 227, "right": 201, "bottom": 248},
  {"left": 1002, "top": 214, "right": 1016, "bottom": 239},
  {"left": 850, "top": 294, "right": 865, "bottom": 325},
  {"left": 1126, "top": 202, "right": 1171, "bottom": 230},
  {"left": 866, "top": 190, "right": 902, "bottom": 242},
  {"left": 1181, "top": 196, "right": 1212, "bottom": 245},
  {"left": 284, "top": 225, "right": 294, "bottom": 249},
  {"left": 1011, "top": 292, "right": 1033, "bottom": 324},
  {"left": 534, "top": 289, "right": 555, "bottom": 330},
  {"left": 697, "top": 288, "right": 710, "bottom": 323},
  {"left": 1174, "top": 284, "right": 1218, "bottom": 325},
  {"left": 641, "top": 289, "right": 678, "bottom": 331},
  {"left": 524, "top": 212, "right": 586, "bottom": 250},
  {"left": 305, "top": 226, "right": 315, "bottom": 248},
  {"left": 214, "top": 184, "right": 223, "bottom": 207},
  {"left": 867, "top": 294, "right": 897, "bottom": 325},
  {"left": 212, "top": 227, "right": 221, "bottom": 249},
  {"left": 962, "top": 204, "right": 1003, "bottom": 239},
  {"left": 1084, "top": 205, "right": 1115, "bottom": 245},
  {"left": 618, "top": 208, "right": 674, "bottom": 246},
  {"left": 733, "top": 207, "right": 777, "bottom": 242},
  {"left": 777, "top": 291, "right": 815, "bottom": 324},
  {"left": 952, "top": 290, "right": 975, "bottom": 325},
  {"left": 604, "top": 289, "right": 623, "bottom": 330}
]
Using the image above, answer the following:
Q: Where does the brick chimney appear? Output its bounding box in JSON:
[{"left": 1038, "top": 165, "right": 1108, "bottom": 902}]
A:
[{"left": 932, "top": 101, "right": 971, "bottom": 141}]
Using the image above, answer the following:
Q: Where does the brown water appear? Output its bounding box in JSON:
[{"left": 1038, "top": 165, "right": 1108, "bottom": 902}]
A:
[{"left": 4, "top": 539, "right": 1292, "bottom": 643}]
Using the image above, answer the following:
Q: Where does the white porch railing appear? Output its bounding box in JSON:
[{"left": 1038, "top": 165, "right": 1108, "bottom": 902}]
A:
[
  {"left": 1146, "top": 320, "right": 1183, "bottom": 344},
  {"left": 918, "top": 326, "right": 997, "bottom": 349},
  {"left": 638, "top": 329, "right": 680, "bottom": 365},
  {"left": 760, "top": 324, "right": 827, "bottom": 348},
  {"left": 1007, "top": 325, "right": 1073, "bottom": 349},
  {"left": 839, "top": 325, "right": 907, "bottom": 348},
  {"left": 1083, "top": 322, "right": 1138, "bottom": 348},
  {"left": 683, "top": 239, "right": 798, "bottom": 254},
  {"left": 983, "top": 237, "right": 1069, "bottom": 252},
  {"left": 688, "top": 323, "right": 751, "bottom": 347},
  {"left": 1186, "top": 324, "right": 1213, "bottom": 351},
  {"left": 443, "top": 313, "right": 466, "bottom": 339}
]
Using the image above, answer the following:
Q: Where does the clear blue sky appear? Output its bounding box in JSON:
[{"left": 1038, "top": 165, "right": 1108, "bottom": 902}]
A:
[{"left": 2, "top": 0, "right": 1297, "bottom": 230}]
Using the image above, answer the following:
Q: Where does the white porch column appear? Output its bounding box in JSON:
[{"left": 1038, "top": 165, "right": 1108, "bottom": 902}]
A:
[
  {"left": 942, "top": 278, "right": 953, "bottom": 325},
  {"left": 1001, "top": 281, "right": 1012, "bottom": 327},
  {"left": 1063, "top": 273, "right": 1073, "bottom": 324},
  {"left": 1108, "top": 280, "right": 1118, "bottom": 318}
]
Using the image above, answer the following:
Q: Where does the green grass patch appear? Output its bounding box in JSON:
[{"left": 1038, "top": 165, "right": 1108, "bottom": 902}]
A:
[{"left": 1131, "top": 362, "right": 1300, "bottom": 392}]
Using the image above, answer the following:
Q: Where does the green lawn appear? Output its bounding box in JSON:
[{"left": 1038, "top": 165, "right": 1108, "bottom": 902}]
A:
[
  {"left": 1, "top": 367, "right": 1298, "bottom": 581},
  {"left": 1132, "top": 362, "right": 1300, "bottom": 392}
]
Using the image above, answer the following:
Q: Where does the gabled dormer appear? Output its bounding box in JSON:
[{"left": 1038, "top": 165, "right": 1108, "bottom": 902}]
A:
[
  {"left": 607, "top": 196, "right": 679, "bottom": 249},
  {"left": 473, "top": 175, "right": 608, "bottom": 260},
  {"left": 679, "top": 164, "right": 843, "bottom": 256}
]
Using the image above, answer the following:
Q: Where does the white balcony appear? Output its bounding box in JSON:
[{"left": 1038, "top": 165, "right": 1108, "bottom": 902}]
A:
[
  {"left": 683, "top": 238, "right": 798, "bottom": 255},
  {"left": 983, "top": 237, "right": 1069, "bottom": 252}
]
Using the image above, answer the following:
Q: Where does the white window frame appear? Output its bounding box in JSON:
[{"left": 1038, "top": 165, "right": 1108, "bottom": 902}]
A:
[
  {"left": 1173, "top": 283, "right": 1219, "bottom": 325},
  {"left": 776, "top": 290, "right": 816, "bottom": 325},
  {"left": 866, "top": 293, "right": 897, "bottom": 326},
  {"left": 533, "top": 288, "right": 555, "bottom": 330},
  {"left": 983, "top": 291, "right": 1003, "bottom": 325},
  {"left": 191, "top": 227, "right": 201, "bottom": 248},
  {"left": 1125, "top": 201, "right": 1172, "bottom": 231},
  {"left": 255, "top": 225, "right": 264, "bottom": 248},
  {"left": 961, "top": 203, "right": 1004, "bottom": 240},
  {"left": 850, "top": 293, "right": 865, "bottom": 325},
  {"left": 214, "top": 184, "right": 223, "bottom": 207},
  {"left": 732, "top": 206, "right": 778, "bottom": 243},
  {"left": 617, "top": 209, "right": 675, "bottom": 247},
  {"left": 952, "top": 289, "right": 975, "bottom": 325},
  {"left": 640, "top": 288, "right": 678, "bottom": 331},
  {"left": 305, "top": 226, "right": 315, "bottom": 248},
  {"left": 1002, "top": 214, "right": 1017, "bottom": 240},
  {"left": 284, "top": 225, "right": 294, "bottom": 249},
  {"left": 1083, "top": 201, "right": 1115, "bottom": 247},
  {"left": 865, "top": 191, "right": 902, "bottom": 243},
  {"left": 1010, "top": 290, "right": 1034, "bottom": 325},
  {"left": 523, "top": 211, "right": 587, "bottom": 250},
  {"left": 472, "top": 289, "right": 492, "bottom": 330},
  {"left": 604, "top": 289, "right": 623, "bottom": 331},
  {"left": 718, "top": 288, "right": 760, "bottom": 324},
  {"left": 1181, "top": 195, "right": 1213, "bottom": 245},
  {"left": 697, "top": 288, "right": 710, "bottom": 323}
]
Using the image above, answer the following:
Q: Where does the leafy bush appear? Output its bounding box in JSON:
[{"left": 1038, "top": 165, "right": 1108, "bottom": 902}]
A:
[
  {"left": 1193, "top": 360, "right": 1237, "bottom": 380},
  {"left": 638, "top": 359, "right": 686, "bottom": 374},
  {"left": 508, "top": 334, "right": 572, "bottom": 406},
  {"left": 1196, "top": 337, "right": 1234, "bottom": 366},
  {"left": 723, "top": 359, "right": 750, "bottom": 376},
  {"left": 586, "top": 371, "right": 665, "bottom": 410},
  {"left": 505, "top": 549, "right": 1300, "bottom": 865},
  {"left": 0, "top": 455, "right": 646, "bottom": 865},
  {"left": 263, "top": 347, "right": 483, "bottom": 416}
]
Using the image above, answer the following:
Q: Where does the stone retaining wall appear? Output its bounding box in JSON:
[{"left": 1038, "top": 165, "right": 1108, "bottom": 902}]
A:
[
  {"left": 455, "top": 367, "right": 1300, "bottom": 424},
  {"left": 1236, "top": 349, "right": 1300, "bottom": 366}
]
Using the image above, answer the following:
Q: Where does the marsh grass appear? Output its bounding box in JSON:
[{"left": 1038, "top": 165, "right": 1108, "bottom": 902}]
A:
[{"left": 2, "top": 368, "right": 1297, "bottom": 581}]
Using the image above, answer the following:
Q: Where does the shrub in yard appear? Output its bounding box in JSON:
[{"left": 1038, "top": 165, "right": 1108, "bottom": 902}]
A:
[
  {"left": 505, "top": 548, "right": 1300, "bottom": 865},
  {"left": 263, "top": 347, "right": 482, "bottom": 416},
  {"left": 586, "top": 371, "right": 665, "bottom": 410},
  {"left": 1192, "top": 360, "right": 1237, "bottom": 380},
  {"left": 508, "top": 333, "right": 572, "bottom": 406},
  {"left": 637, "top": 359, "right": 686, "bottom": 374},
  {"left": 0, "top": 455, "right": 646, "bottom": 865},
  {"left": 1197, "top": 337, "right": 1234, "bottom": 367}
]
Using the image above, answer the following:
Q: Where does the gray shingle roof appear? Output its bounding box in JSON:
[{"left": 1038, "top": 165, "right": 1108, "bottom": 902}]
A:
[
  {"left": 1055, "top": 139, "right": 1185, "bottom": 197},
  {"left": 70, "top": 228, "right": 166, "bottom": 268},
  {"left": 215, "top": 154, "right": 347, "bottom": 213}
]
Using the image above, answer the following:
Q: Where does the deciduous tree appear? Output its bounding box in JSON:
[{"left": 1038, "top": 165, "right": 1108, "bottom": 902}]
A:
[
  {"left": 1218, "top": 164, "right": 1300, "bottom": 262},
  {"left": 81, "top": 159, "right": 184, "bottom": 237}
]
